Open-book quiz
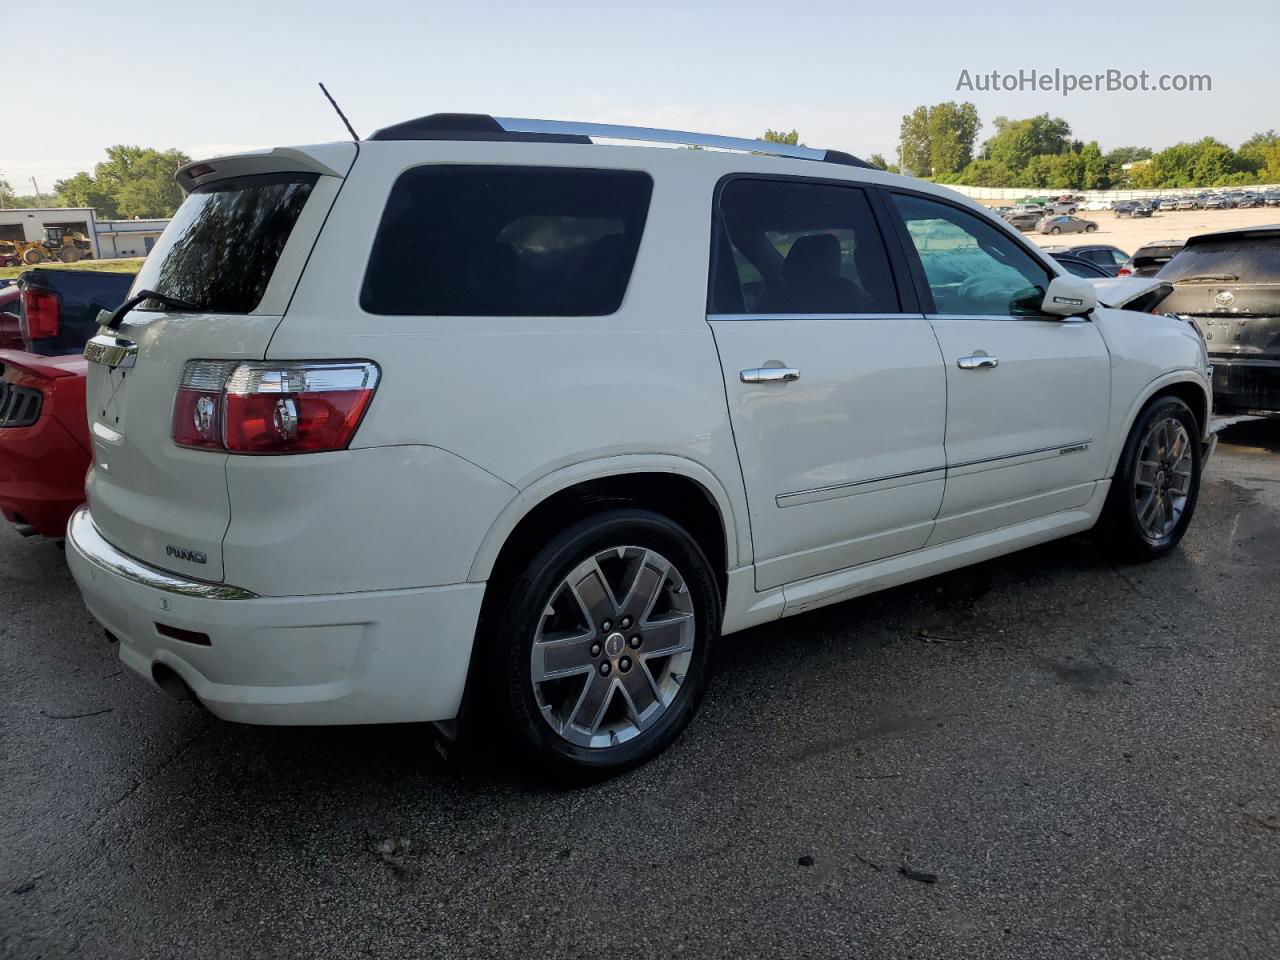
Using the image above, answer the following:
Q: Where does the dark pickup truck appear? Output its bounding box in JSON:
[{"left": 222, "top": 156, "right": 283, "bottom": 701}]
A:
[
  {"left": 16, "top": 268, "right": 136, "bottom": 356},
  {"left": 1, "top": 267, "right": 136, "bottom": 537},
  {"left": 1158, "top": 226, "right": 1280, "bottom": 415}
]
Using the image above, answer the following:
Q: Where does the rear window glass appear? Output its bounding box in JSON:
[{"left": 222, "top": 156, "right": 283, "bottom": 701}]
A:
[
  {"left": 140, "top": 172, "right": 317, "bottom": 314},
  {"left": 1159, "top": 236, "right": 1280, "bottom": 284},
  {"left": 361, "top": 166, "right": 653, "bottom": 317}
]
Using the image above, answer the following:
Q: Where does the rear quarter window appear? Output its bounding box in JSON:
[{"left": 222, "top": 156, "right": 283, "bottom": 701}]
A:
[
  {"left": 360, "top": 166, "right": 653, "bottom": 317},
  {"left": 141, "top": 172, "right": 318, "bottom": 314}
]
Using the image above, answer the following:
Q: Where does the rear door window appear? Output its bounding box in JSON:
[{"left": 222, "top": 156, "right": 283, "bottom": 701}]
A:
[
  {"left": 361, "top": 166, "right": 653, "bottom": 317},
  {"left": 141, "top": 173, "right": 318, "bottom": 314},
  {"left": 709, "top": 178, "right": 900, "bottom": 315}
]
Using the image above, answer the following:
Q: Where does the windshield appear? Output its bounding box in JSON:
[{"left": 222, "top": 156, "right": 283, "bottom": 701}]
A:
[
  {"left": 1160, "top": 236, "right": 1280, "bottom": 285},
  {"left": 136, "top": 172, "right": 317, "bottom": 313}
]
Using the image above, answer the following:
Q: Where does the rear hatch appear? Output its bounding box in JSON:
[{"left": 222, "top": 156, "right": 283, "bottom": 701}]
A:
[
  {"left": 1158, "top": 231, "right": 1280, "bottom": 360},
  {"left": 83, "top": 143, "right": 355, "bottom": 580}
]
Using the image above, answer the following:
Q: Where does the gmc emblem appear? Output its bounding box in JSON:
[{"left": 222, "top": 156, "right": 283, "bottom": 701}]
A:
[{"left": 166, "top": 545, "right": 208, "bottom": 565}]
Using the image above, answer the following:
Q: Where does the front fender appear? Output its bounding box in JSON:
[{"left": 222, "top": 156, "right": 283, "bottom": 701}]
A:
[{"left": 1104, "top": 370, "right": 1212, "bottom": 478}]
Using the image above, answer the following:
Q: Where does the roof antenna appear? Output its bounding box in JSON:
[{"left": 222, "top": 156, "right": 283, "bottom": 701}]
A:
[{"left": 318, "top": 82, "right": 360, "bottom": 141}]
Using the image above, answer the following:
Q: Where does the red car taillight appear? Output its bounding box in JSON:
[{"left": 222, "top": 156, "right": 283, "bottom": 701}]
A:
[
  {"left": 1117, "top": 267, "right": 1132, "bottom": 276},
  {"left": 172, "top": 360, "right": 379, "bottom": 454},
  {"left": 20, "top": 288, "right": 60, "bottom": 341}
]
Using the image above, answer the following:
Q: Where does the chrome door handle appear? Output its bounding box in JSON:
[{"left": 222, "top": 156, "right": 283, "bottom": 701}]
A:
[
  {"left": 957, "top": 354, "right": 999, "bottom": 370},
  {"left": 740, "top": 367, "right": 800, "bottom": 384}
]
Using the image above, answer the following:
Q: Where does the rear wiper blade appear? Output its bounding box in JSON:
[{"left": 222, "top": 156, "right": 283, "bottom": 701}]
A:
[
  {"left": 1174, "top": 274, "right": 1239, "bottom": 284},
  {"left": 99, "top": 289, "right": 201, "bottom": 331}
]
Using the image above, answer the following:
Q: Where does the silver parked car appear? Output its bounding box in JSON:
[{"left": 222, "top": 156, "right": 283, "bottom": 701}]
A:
[{"left": 1037, "top": 215, "right": 1099, "bottom": 235}]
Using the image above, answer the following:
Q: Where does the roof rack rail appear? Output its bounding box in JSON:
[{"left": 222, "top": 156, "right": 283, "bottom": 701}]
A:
[{"left": 368, "top": 113, "right": 876, "bottom": 169}]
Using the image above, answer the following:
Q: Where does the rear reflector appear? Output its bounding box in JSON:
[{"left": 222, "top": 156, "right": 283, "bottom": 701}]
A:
[
  {"left": 172, "top": 360, "right": 380, "bottom": 454},
  {"left": 20, "top": 288, "right": 60, "bottom": 341},
  {"left": 155, "top": 623, "right": 212, "bottom": 646}
]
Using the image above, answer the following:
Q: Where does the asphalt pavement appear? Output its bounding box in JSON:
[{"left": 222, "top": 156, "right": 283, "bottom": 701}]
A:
[{"left": 2, "top": 420, "right": 1278, "bottom": 959}]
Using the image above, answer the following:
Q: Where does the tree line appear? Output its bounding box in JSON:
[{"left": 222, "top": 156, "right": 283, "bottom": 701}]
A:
[
  {"left": 0, "top": 145, "right": 190, "bottom": 218},
  {"left": 869, "top": 103, "right": 1280, "bottom": 190}
]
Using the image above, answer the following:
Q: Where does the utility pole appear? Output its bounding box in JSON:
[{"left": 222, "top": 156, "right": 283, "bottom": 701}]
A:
[{"left": 30, "top": 177, "right": 42, "bottom": 206}]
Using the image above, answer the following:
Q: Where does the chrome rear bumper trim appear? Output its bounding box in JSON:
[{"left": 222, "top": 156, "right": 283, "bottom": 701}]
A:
[{"left": 67, "top": 506, "right": 258, "bottom": 600}]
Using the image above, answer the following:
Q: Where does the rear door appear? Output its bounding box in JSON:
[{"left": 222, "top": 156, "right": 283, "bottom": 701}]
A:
[
  {"left": 884, "top": 190, "right": 1111, "bottom": 545},
  {"left": 83, "top": 145, "right": 354, "bottom": 580},
  {"left": 708, "top": 176, "right": 947, "bottom": 590}
]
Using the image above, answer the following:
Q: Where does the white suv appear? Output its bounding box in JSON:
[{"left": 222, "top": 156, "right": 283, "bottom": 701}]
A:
[{"left": 67, "top": 114, "right": 1213, "bottom": 774}]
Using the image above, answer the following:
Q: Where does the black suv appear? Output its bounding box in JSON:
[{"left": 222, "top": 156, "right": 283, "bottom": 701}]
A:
[{"left": 1158, "top": 226, "right": 1280, "bottom": 415}]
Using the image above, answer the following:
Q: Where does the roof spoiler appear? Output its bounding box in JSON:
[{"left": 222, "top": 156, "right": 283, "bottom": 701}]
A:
[{"left": 175, "top": 143, "right": 358, "bottom": 193}]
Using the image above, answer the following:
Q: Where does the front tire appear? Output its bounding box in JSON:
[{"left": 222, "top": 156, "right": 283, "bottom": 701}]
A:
[
  {"left": 1085, "top": 224, "right": 1098, "bottom": 232},
  {"left": 1099, "top": 397, "right": 1203, "bottom": 561},
  {"left": 487, "top": 509, "right": 721, "bottom": 776},
  {"left": 1050, "top": 226, "right": 1062, "bottom": 234}
]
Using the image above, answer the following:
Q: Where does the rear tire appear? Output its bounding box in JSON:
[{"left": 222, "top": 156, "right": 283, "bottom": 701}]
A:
[
  {"left": 476, "top": 508, "right": 721, "bottom": 777},
  {"left": 1098, "top": 396, "right": 1203, "bottom": 561}
]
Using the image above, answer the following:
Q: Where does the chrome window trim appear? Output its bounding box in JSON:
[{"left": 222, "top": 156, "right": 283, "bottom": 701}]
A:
[
  {"left": 68, "top": 507, "right": 259, "bottom": 600},
  {"left": 708, "top": 312, "right": 926, "bottom": 322},
  {"left": 925, "top": 313, "right": 1091, "bottom": 324}
]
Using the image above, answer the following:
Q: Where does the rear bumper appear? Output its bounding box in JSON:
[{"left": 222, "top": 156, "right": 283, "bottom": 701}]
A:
[
  {"left": 65, "top": 506, "right": 485, "bottom": 725},
  {"left": 1211, "top": 359, "right": 1280, "bottom": 414}
]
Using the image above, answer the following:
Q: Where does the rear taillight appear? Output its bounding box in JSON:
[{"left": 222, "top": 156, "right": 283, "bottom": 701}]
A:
[
  {"left": 1117, "top": 267, "right": 1132, "bottom": 276},
  {"left": 172, "top": 360, "right": 379, "bottom": 454},
  {"left": 20, "top": 288, "right": 60, "bottom": 341}
]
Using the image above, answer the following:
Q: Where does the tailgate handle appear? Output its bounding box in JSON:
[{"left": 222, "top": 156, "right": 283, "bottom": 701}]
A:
[{"left": 84, "top": 334, "right": 138, "bottom": 370}]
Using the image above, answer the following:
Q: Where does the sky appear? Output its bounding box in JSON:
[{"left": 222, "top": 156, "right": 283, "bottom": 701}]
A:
[{"left": 4, "top": 0, "right": 1276, "bottom": 191}]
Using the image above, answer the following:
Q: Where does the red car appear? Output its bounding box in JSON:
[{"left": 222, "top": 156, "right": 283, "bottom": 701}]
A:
[
  {"left": 0, "top": 350, "right": 90, "bottom": 537},
  {"left": 0, "top": 270, "right": 134, "bottom": 538}
]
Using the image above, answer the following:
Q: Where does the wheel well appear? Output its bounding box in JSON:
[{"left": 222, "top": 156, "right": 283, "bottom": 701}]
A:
[
  {"left": 484, "top": 473, "right": 729, "bottom": 601},
  {"left": 1148, "top": 381, "right": 1209, "bottom": 438}
]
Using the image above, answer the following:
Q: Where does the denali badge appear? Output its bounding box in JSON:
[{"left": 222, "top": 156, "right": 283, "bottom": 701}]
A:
[
  {"left": 166, "top": 545, "right": 208, "bottom": 564},
  {"left": 1058, "top": 443, "right": 1089, "bottom": 456}
]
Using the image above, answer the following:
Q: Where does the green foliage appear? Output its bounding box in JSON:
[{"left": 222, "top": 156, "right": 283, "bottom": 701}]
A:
[
  {"left": 1079, "top": 142, "right": 1110, "bottom": 190},
  {"left": 866, "top": 153, "right": 900, "bottom": 174},
  {"left": 761, "top": 129, "right": 801, "bottom": 146},
  {"left": 898, "top": 106, "right": 930, "bottom": 176},
  {"left": 51, "top": 145, "right": 191, "bottom": 219},
  {"left": 980, "top": 114, "right": 1073, "bottom": 173},
  {"left": 1104, "top": 145, "right": 1152, "bottom": 168},
  {"left": 896, "top": 102, "right": 978, "bottom": 177},
  {"left": 1237, "top": 131, "right": 1279, "bottom": 174},
  {"left": 899, "top": 104, "right": 1275, "bottom": 189}
]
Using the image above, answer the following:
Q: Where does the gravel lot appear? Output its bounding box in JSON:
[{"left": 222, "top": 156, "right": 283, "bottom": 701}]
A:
[
  {"left": 1022, "top": 205, "right": 1280, "bottom": 257},
  {"left": 2, "top": 421, "right": 1278, "bottom": 960}
]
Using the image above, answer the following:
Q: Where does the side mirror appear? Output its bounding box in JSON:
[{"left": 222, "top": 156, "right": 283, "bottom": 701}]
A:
[{"left": 1041, "top": 274, "right": 1097, "bottom": 318}]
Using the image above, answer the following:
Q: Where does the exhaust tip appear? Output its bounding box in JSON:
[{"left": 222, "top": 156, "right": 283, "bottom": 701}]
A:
[{"left": 151, "top": 663, "right": 197, "bottom": 703}]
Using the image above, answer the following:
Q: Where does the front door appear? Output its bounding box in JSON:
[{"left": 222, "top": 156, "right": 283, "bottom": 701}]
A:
[
  {"left": 885, "top": 191, "right": 1111, "bottom": 545},
  {"left": 708, "top": 177, "right": 948, "bottom": 590}
]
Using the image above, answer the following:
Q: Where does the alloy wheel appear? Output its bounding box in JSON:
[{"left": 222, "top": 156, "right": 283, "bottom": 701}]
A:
[
  {"left": 1133, "top": 417, "right": 1193, "bottom": 541},
  {"left": 530, "top": 546, "right": 695, "bottom": 749}
]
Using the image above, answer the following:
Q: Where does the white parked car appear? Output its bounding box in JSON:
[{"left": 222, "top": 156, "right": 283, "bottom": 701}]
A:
[
  {"left": 67, "top": 115, "right": 1214, "bottom": 775},
  {"left": 1083, "top": 200, "right": 1111, "bottom": 211}
]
